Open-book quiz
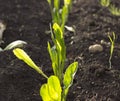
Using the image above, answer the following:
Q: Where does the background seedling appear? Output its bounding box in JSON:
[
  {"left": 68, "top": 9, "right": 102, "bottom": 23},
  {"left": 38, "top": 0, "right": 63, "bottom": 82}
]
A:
[
  {"left": 100, "top": 0, "right": 120, "bottom": 16},
  {"left": 47, "top": 0, "right": 72, "bottom": 32},
  {"left": 100, "top": 0, "right": 110, "bottom": 7},
  {"left": 109, "top": 4, "right": 120, "bottom": 16},
  {"left": 108, "top": 32, "right": 116, "bottom": 69}
]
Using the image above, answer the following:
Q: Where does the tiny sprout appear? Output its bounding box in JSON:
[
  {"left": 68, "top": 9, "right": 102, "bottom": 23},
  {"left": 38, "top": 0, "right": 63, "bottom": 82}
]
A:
[
  {"left": 100, "top": 0, "right": 110, "bottom": 7},
  {"left": 99, "top": 0, "right": 120, "bottom": 16},
  {"left": 13, "top": 1, "right": 77, "bottom": 100},
  {"left": 109, "top": 4, "right": 120, "bottom": 16},
  {"left": 108, "top": 32, "right": 116, "bottom": 69}
]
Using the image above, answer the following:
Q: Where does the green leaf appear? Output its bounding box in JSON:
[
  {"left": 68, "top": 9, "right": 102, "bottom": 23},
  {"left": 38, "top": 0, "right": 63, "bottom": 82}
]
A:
[
  {"left": 53, "top": 23, "right": 66, "bottom": 80},
  {"left": 48, "top": 42, "right": 56, "bottom": 63},
  {"left": 53, "top": 9, "right": 61, "bottom": 24},
  {"left": 40, "top": 76, "right": 62, "bottom": 101},
  {"left": 64, "top": 0, "right": 71, "bottom": 6},
  {"left": 47, "top": 0, "right": 51, "bottom": 5},
  {"left": 47, "top": 42, "right": 58, "bottom": 75},
  {"left": 54, "top": 0, "right": 60, "bottom": 10},
  {"left": 48, "top": 76, "right": 62, "bottom": 100},
  {"left": 61, "top": 6, "right": 68, "bottom": 31},
  {"left": 64, "top": 0, "right": 72, "bottom": 11},
  {"left": 40, "top": 84, "right": 51, "bottom": 101},
  {"left": 108, "top": 32, "right": 115, "bottom": 55},
  {"left": 56, "top": 40, "right": 62, "bottom": 52},
  {"left": 53, "top": 23, "right": 63, "bottom": 39},
  {"left": 51, "top": 0, "right": 60, "bottom": 24},
  {"left": 63, "top": 62, "right": 78, "bottom": 95},
  {"left": 47, "top": 0, "right": 51, "bottom": 4},
  {"left": 53, "top": 23, "right": 66, "bottom": 61},
  {"left": 13, "top": 48, "right": 48, "bottom": 78}
]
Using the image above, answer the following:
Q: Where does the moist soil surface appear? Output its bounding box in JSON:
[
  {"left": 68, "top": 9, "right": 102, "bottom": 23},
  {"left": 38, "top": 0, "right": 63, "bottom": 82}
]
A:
[{"left": 0, "top": 0, "right": 120, "bottom": 101}]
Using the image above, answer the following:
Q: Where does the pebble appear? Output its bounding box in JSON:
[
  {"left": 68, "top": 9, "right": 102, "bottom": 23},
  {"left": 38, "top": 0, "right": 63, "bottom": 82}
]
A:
[{"left": 89, "top": 44, "right": 103, "bottom": 53}]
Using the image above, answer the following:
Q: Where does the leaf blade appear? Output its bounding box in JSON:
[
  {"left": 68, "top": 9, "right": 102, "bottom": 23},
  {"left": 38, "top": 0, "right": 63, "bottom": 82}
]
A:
[
  {"left": 13, "top": 48, "right": 48, "bottom": 78},
  {"left": 63, "top": 62, "right": 78, "bottom": 95}
]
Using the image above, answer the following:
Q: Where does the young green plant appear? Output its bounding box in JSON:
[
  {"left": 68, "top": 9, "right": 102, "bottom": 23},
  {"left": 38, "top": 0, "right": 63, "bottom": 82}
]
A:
[
  {"left": 13, "top": 0, "right": 78, "bottom": 100},
  {"left": 47, "top": 0, "right": 72, "bottom": 32},
  {"left": 45, "top": 23, "right": 78, "bottom": 101},
  {"left": 100, "top": 0, "right": 110, "bottom": 7},
  {"left": 100, "top": 0, "right": 120, "bottom": 16},
  {"left": 108, "top": 32, "right": 116, "bottom": 69},
  {"left": 47, "top": 23, "right": 66, "bottom": 83},
  {"left": 109, "top": 4, "right": 120, "bottom": 16},
  {"left": 13, "top": 47, "right": 78, "bottom": 101},
  {"left": 13, "top": 23, "right": 78, "bottom": 101}
]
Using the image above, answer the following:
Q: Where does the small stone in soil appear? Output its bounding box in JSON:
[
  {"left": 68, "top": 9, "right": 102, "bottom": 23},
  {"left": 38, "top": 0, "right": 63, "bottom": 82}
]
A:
[{"left": 89, "top": 44, "right": 103, "bottom": 53}]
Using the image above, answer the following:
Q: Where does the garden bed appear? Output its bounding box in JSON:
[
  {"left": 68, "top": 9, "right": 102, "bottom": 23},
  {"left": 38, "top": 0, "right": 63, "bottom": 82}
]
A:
[{"left": 0, "top": 0, "right": 120, "bottom": 101}]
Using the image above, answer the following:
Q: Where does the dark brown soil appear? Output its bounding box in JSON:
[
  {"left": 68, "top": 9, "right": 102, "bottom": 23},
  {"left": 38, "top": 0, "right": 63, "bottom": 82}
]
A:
[{"left": 0, "top": 0, "right": 120, "bottom": 101}]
